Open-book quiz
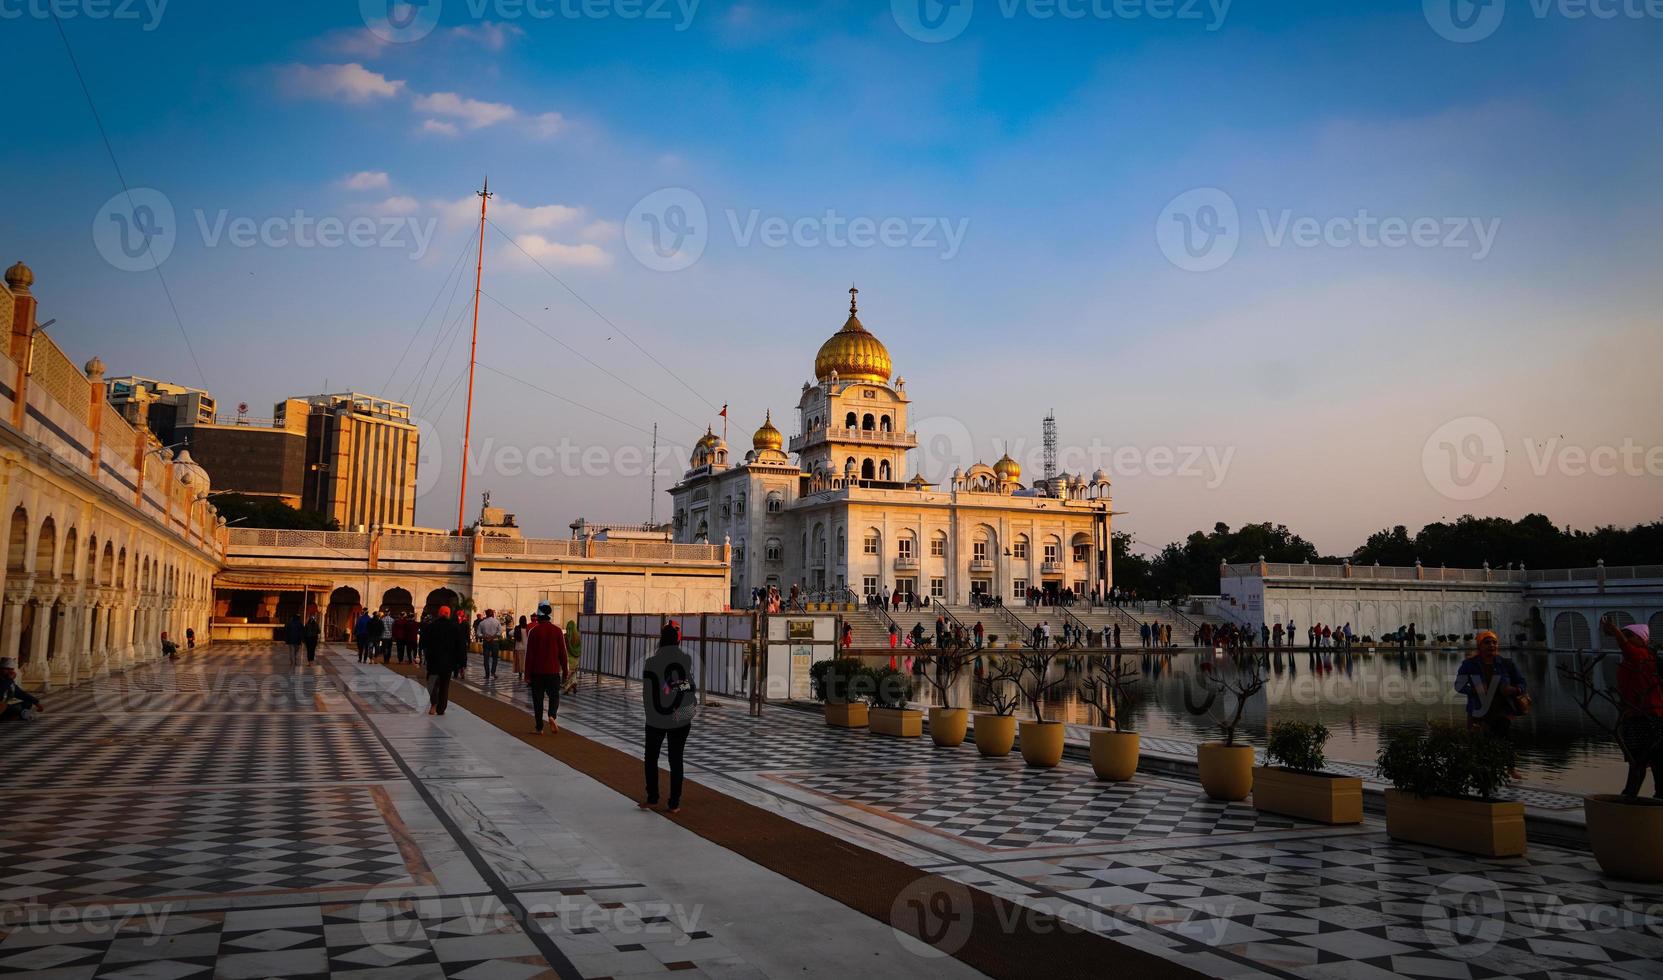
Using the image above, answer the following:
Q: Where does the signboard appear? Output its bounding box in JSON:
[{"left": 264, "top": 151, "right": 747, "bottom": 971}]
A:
[{"left": 787, "top": 619, "right": 815, "bottom": 641}]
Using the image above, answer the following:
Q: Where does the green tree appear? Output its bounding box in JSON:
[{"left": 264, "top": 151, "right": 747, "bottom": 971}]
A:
[{"left": 212, "top": 494, "right": 339, "bottom": 531}]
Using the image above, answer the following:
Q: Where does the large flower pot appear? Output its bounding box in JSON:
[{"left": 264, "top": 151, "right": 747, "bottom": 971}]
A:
[
  {"left": 1383, "top": 789, "right": 1526, "bottom": 857},
  {"left": 1019, "top": 721, "right": 1065, "bottom": 768},
  {"left": 1089, "top": 730, "right": 1139, "bottom": 781},
  {"left": 1196, "top": 743, "right": 1255, "bottom": 801},
  {"left": 1252, "top": 766, "right": 1362, "bottom": 824},
  {"left": 1584, "top": 795, "right": 1663, "bottom": 881},
  {"left": 824, "top": 702, "right": 868, "bottom": 728},
  {"left": 973, "top": 713, "right": 1016, "bottom": 757},
  {"left": 929, "top": 707, "right": 968, "bottom": 747},
  {"left": 870, "top": 706, "right": 923, "bottom": 738}
]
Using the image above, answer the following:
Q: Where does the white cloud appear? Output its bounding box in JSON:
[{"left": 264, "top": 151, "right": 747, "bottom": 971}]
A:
[
  {"left": 419, "top": 119, "right": 459, "bottom": 137},
  {"left": 526, "top": 112, "right": 566, "bottom": 139},
  {"left": 339, "top": 171, "right": 391, "bottom": 191},
  {"left": 433, "top": 195, "right": 585, "bottom": 232},
  {"left": 511, "top": 235, "right": 612, "bottom": 268},
  {"left": 315, "top": 28, "right": 391, "bottom": 59},
  {"left": 277, "top": 63, "right": 404, "bottom": 102},
  {"left": 450, "top": 22, "right": 524, "bottom": 50},
  {"left": 579, "top": 220, "right": 620, "bottom": 242},
  {"left": 413, "top": 91, "right": 517, "bottom": 129},
  {"left": 370, "top": 196, "right": 421, "bottom": 215}
]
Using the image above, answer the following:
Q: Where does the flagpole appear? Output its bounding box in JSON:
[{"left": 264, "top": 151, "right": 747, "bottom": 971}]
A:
[{"left": 456, "top": 177, "right": 491, "bottom": 535}]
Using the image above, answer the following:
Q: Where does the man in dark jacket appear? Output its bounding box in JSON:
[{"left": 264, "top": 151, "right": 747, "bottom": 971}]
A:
[
  {"left": 1, "top": 657, "right": 43, "bottom": 722},
  {"left": 423, "top": 606, "right": 463, "bottom": 716},
  {"left": 641, "top": 621, "right": 696, "bottom": 813},
  {"left": 522, "top": 601, "right": 568, "bottom": 734},
  {"left": 1454, "top": 630, "right": 1527, "bottom": 738}
]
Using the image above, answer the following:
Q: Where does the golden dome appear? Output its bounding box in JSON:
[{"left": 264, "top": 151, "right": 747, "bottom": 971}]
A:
[
  {"left": 994, "top": 454, "right": 1021, "bottom": 481},
  {"left": 752, "top": 411, "right": 783, "bottom": 452},
  {"left": 814, "top": 286, "right": 891, "bottom": 384},
  {"left": 696, "top": 427, "right": 720, "bottom": 450},
  {"left": 5, "top": 260, "right": 33, "bottom": 293}
]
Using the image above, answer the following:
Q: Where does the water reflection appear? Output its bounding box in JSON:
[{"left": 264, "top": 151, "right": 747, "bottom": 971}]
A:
[{"left": 967, "top": 648, "right": 1626, "bottom": 797}]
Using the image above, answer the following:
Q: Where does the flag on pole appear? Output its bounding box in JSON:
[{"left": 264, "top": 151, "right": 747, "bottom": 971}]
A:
[{"left": 719, "top": 405, "right": 727, "bottom": 418}]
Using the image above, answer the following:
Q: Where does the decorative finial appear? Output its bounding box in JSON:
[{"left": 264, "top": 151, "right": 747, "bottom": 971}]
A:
[{"left": 849, "top": 283, "right": 858, "bottom": 315}]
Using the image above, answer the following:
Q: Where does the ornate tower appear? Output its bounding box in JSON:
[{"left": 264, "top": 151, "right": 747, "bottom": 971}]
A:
[{"left": 793, "top": 287, "right": 914, "bottom": 485}]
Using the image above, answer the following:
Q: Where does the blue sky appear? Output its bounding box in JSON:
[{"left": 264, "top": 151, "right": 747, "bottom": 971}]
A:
[{"left": 4, "top": 0, "right": 1660, "bottom": 553}]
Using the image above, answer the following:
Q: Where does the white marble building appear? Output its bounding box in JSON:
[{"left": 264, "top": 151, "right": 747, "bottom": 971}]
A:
[{"left": 669, "top": 289, "right": 1114, "bottom": 608}]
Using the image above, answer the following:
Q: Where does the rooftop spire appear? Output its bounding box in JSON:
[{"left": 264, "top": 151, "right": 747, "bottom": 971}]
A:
[{"left": 849, "top": 283, "right": 858, "bottom": 315}]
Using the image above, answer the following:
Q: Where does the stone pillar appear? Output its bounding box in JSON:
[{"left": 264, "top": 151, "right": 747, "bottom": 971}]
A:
[
  {"left": 27, "top": 598, "right": 54, "bottom": 687},
  {"left": 1, "top": 588, "right": 30, "bottom": 676},
  {"left": 88, "top": 601, "right": 107, "bottom": 676}
]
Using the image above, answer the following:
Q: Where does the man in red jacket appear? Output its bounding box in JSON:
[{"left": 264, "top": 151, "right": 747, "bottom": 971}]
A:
[{"left": 523, "top": 601, "right": 568, "bottom": 734}]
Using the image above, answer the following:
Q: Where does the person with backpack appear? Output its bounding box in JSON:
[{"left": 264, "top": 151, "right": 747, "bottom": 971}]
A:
[
  {"left": 641, "top": 620, "right": 696, "bottom": 813},
  {"left": 303, "top": 615, "right": 321, "bottom": 664},
  {"left": 283, "top": 614, "right": 303, "bottom": 666},
  {"left": 522, "top": 602, "right": 568, "bottom": 735}
]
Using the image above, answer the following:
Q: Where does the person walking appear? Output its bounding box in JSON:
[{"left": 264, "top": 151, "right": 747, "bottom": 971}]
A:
[
  {"left": 973, "top": 620, "right": 984, "bottom": 650},
  {"left": 354, "top": 610, "right": 374, "bottom": 662},
  {"left": 513, "top": 615, "right": 529, "bottom": 676},
  {"left": 523, "top": 602, "right": 568, "bottom": 734},
  {"left": 185, "top": 627, "right": 196, "bottom": 650},
  {"left": 303, "top": 614, "right": 321, "bottom": 664},
  {"left": 423, "top": 605, "right": 463, "bottom": 716},
  {"left": 1454, "top": 630, "right": 1527, "bottom": 741},
  {"left": 478, "top": 608, "right": 503, "bottom": 680},
  {"left": 1113, "top": 622, "right": 1122, "bottom": 650},
  {"left": 641, "top": 621, "right": 696, "bottom": 814},
  {"left": 841, "top": 621, "right": 853, "bottom": 651},
  {"left": 378, "top": 609, "right": 395, "bottom": 662},
  {"left": 283, "top": 613, "right": 303, "bottom": 666},
  {"left": 1603, "top": 618, "right": 1663, "bottom": 798}
]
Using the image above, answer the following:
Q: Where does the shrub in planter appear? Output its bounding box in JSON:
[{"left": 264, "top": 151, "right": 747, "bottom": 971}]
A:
[
  {"left": 1080, "top": 653, "right": 1140, "bottom": 781},
  {"left": 1014, "top": 648, "right": 1067, "bottom": 768},
  {"left": 1376, "top": 724, "right": 1524, "bottom": 857},
  {"left": 1182, "top": 654, "right": 1265, "bottom": 801},
  {"left": 922, "top": 640, "right": 974, "bottom": 747},
  {"left": 869, "top": 665, "right": 922, "bottom": 737},
  {"left": 972, "top": 655, "right": 1022, "bottom": 757},
  {"left": 1254, "top": 721, "right": 1362, "bottom": 824},
  {"left": 1556, "top": 619, "right": 1663, "bottom": 881},
  {"left": 813, "top": 657, "right": 873, "bottom": 728}
]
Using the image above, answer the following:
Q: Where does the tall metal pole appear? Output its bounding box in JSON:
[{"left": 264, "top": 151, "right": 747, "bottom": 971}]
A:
[
  {"left": 648, "top": 422, "right": 658, "bottom": 526},
  {"left": 456, "top": 178, "right": 491, "bottom": 534}
]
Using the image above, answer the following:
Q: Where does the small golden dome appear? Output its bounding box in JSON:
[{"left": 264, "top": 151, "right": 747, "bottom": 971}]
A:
[
  {"left": 994, "top": 454, "right": 1021, "bottom": 481},
  {"left": 752, "top": 411, "right": 783, "bottom": 452},
  {"left": 814, "top": 286, "right": 891, "bottom": 384},
  {"left": 907, "top": 474, "right": 930, "bottom": 489},
  {"left": 5, "top": 260, "right": 33, "bottom": 293}
]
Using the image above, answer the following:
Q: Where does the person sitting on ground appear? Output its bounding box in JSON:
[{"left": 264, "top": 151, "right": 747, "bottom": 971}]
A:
[
  {"left": 0, "top": 658, "right": 43, "bottom": 722},
  {"left": 161, "top": 632, "right": 179, "bottom": 659}
]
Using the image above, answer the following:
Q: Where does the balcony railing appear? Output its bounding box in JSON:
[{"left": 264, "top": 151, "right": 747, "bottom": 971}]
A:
[
  {"left": 788, "top": 425, "right": 919, "bottom": 452},
  {"left": 969, "top": 558, "right": 994, "bottom": 572},
  {"left": 1041, "top": 559, "right": 1064, "bottom": 574},
  {"left": 893, "top": 556, "right": 919, "bottom": 570}
]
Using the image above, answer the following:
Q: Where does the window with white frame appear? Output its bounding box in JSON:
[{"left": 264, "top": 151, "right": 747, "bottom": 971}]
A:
[
  {"left": 897, "top": 536, "right": 914, "bottom": 559},
  {"left": 1043, "top": 542, "right": 1058, "bottom": 562},
  {"left": 1073, "top": 543, "right": 1088, "bottom": 562},
  {"left": 1014, "top": 535, "right": 1029, "bottom": 559},
  {"left": 930, "top": 533, "right": 946, "bottom": 557},
  {"left": 863, "top": 532, "right": 880, "bottom": 555},
  {"left": 973, "top": 539, "right": 988, "bottom": 561},
  {"left": 863, "top": 576, "right": 879, "bottom": 597},
  {"left": 930, "top": 577, "right": 945, "bottom": 599},
  {"left": 1013, "top": 578, "right": 1028, "bottom": 598}
]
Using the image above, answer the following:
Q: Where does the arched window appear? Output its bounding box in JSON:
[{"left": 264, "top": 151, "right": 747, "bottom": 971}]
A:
[
  {"left": 861, "top": 459, "right": 875, "bottom": 480},
  {"left": 845, "top": 411, "right": 858, "bottom": 428},
  {"left": 879, "top": 460, "right": 891, "bottom": 481},
  {"left": 862, "top": 529, "right": 881, "bottom": 556},
  {"left": 766, "top": 538, "right": 782, "bottom": 562},
  {"left": 880, "top": 415, "right": 892, "bottom": 432},
  {"left": 1013, "top": 534, "right": 1029, "bottom": 560},
  {"left": 896, "top": 532, "right": 915, "bottom": 561},
  {"left": 766, "top": 492, "right": 783, "bottom": 513},
  {"left": 930, "top": 530, "right": 947, "bottom": 558},
  {"left": 837, "top": 528, "right": 846, "bottom": 558},
  {"left": 862, "top": 413, "right": 875, "bottom": 431}
]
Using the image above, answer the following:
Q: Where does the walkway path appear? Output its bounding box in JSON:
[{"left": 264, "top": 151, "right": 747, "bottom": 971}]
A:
[
  {"left": 0, "top": 643, "right": 983, "bottom": 979},
  {"left": 450, "top": 662, "right": 1663, "bottom": 980}
]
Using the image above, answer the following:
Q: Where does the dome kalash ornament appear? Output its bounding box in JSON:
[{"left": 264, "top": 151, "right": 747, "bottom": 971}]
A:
[
  {"left": 752, "top": 410, "right": 784, "bottom": 452},
  {"left": 994, "top": 453, "right": 1022, "bottom": 483},
  {"left": 814, "top": 286, "right": 892, "bottom": 385}
]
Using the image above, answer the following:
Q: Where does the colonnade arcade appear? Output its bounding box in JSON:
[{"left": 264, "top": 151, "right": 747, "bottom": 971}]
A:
[{"left": 0, "top": 483, "right": 216, "bottom": 689}]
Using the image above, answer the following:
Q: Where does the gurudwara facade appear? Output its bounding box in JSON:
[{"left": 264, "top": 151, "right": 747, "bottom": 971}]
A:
[{"left": 670, "top": 289, "right": 1114, "bottom": 609}]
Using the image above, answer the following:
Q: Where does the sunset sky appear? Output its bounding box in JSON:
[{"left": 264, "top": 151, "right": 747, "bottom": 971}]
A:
[{"left": 5, "top": 0, "right": 1660, "bottom": 554}]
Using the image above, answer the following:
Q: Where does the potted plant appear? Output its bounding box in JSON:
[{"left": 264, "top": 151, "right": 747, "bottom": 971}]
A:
[
  {"left": 1015, "top": 648, "right": 1067, "bottom": 768},
  {"left": 1557, "top": 621, "right": 1663, "bottom": 881},
  {"left": 1252, "top": 721, "right": 1362, "bottom": 824},
  {"left": 972, "top": 655, "right": 1021, "bottom": 757},
  {"left": 921, "top": 638, "right": 974, "bottom": 747},
  {"left": 1079, "top": 652, "right": 1140, "bottom": 781},
  {"left": 812, "top": 657, "right": 871, "bottom": 728},
  {"left": 1376, "top": 724, "right": 1524, "bottom": 857},
  {"left": 869, "top": 665, "right": 922, "bottom": 737},
  {"left": 1182, "top": 655, "right": 1265, "bottom": 800}
]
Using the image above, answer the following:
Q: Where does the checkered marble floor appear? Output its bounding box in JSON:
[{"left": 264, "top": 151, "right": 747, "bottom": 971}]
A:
[
  {"left": 0, "top": 645, "right": 766, "bottom": 980},
  {"left": 446, "top": 668, "right": 1663, "bottom": 980}
]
